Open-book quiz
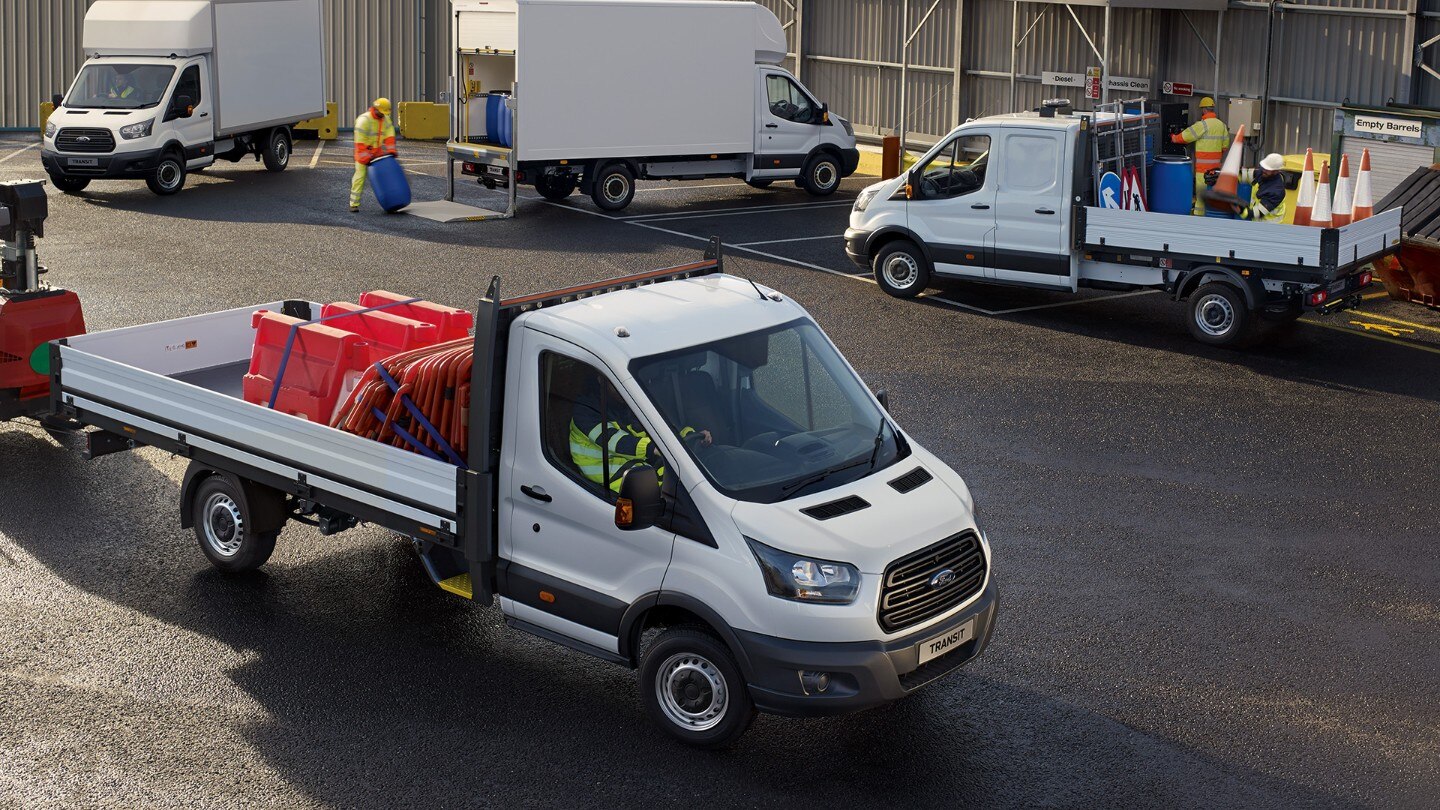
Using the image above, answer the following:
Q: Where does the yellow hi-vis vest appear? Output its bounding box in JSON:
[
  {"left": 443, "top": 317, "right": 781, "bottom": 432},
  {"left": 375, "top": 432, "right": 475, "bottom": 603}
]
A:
[
  {"left": 353, "top": 110, "right": 396, "bottom": 165},
  {"left": 569, "top": 419, "right": 692, "bottom": 492},
  {"left": 1176, "top": 114, "right": 1229, "bottom": 171}
]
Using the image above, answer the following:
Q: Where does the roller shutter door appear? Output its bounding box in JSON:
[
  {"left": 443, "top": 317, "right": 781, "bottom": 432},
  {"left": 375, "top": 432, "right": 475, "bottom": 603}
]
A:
[{"left": 1338, "top": 137, "right": 1437, "bottom": 202}]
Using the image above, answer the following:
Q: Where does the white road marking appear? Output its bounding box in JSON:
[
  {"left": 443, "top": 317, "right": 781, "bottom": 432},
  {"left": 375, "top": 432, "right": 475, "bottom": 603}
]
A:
[
  {"left": 633, "top": 200, "right": 855, "bottom": 223},
  {"left": 619, "top": 198, "right": 853, "bottom": 220},
  {"left": 307, "top": 139, "right": 325, "bottom": 169},
  {"left": 0, "top": 143, "right": 39, "bottom": 164},
  {"left": 735, "top": 234, "right": 845, "bottom": 247}
]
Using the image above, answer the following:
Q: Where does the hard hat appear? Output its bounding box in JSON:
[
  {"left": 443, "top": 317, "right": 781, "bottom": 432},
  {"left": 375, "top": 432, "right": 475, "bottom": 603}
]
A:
[
  {"left": 373, "top": 97, "right": 392, "bottom": 115},
  {"left": 1259, "top": 153, "right": 1285, "bottom": 172},
  {"left": 1199, "top": 96, "right": 1216, "bottom": 108}
]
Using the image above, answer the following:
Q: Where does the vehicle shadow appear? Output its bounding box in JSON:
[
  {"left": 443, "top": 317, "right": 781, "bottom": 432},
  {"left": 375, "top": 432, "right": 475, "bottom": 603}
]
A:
[{"left": 0, "top": 428, "right": 1343, "bottom": 807}]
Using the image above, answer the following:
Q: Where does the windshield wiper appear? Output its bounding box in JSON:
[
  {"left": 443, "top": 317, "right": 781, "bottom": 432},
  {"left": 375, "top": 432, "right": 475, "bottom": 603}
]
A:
[
  {"left": 867, "top": 418, "right": 890, "bottom": 471},
  {"left": 780, "top": 455, "right": 872, "bottom": 497}
]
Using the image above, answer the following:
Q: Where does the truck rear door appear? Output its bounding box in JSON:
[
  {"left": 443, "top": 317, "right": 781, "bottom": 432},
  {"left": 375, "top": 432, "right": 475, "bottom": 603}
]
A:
[
  {"left": 989, "top": 126, "right": 1073, "bottom": 288},
  {"left": 500, "top": 327, "right": 677, "bottom": 653},
  {"left": 906, "top": 130, "right": 996, "bottom": 279}
]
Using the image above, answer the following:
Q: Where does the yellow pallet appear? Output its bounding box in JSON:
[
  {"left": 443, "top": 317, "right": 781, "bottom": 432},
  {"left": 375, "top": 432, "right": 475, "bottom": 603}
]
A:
[
  {"left": 398, "top": 102, "right": 449, "bottom": 141},
  {"left": 294, "top": 102, "right": 338, "bottom": 140}
]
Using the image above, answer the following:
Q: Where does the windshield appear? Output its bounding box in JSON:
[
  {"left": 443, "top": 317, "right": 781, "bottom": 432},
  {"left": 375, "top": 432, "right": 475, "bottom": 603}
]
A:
[
  {"left": 631, "top": 320, "right": 907, "bottom": 503},
  {"left": 64, "top": 63, "right": 176, "bottom": 109}
]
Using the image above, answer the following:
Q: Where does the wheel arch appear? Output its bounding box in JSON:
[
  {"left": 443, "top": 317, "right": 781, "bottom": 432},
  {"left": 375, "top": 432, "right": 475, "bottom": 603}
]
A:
[
  {"left": 178, "top": 461, "right": 288, "bottom": 534},
  {"left": 582, "top": 158, "right": 639, "bottom": 192},
  {"left": 618, "top": 592, "right": 753, "bottom": 679},
  {"left": 1175, "top": 265, "right": 1262, "bottom": 309},
  {"left": 867, "top": 226, "right": 934, "bottom": 267}
]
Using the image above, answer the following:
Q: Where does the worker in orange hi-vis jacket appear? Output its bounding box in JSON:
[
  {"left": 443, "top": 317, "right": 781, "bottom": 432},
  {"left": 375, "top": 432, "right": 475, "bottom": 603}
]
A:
[{"left": 350, "top": 97, "right": 397, "bottom": 212}]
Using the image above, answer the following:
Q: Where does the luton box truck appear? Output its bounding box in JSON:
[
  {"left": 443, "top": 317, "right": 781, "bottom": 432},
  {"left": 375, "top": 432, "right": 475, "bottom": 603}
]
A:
[
  {"left": 41, "top": 0, "right": 326, "bottom": 196},
  {"left": 845, "top": 105, "right": 1402, "bottom": 347},
  {"left": 34, "top": 242, "right": 994, "bottom": 747},
  {"left": 446, "top": 0, "right": 860, "bottom": 214}
]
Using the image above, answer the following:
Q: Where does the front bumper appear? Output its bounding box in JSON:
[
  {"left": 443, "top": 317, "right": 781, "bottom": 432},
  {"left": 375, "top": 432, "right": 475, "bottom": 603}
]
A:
[
  {"left": 844, "top": 226, "right": 873, "bottom": 269},
  {"left": 41, "top": 147, "right": 164, "bottom": 180},
  {"left": 734, "top": 579, "right": 998, "bottom": 717},
  {"left": 839, "top": 147, "right": 861, "bottom": 177}
]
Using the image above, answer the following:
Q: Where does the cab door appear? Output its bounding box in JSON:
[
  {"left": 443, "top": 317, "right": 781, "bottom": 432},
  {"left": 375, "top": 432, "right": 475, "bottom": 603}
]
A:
[
  {"left": 752, "top": 69, "right": 822, "bottom": 180},
  {"left": 168, "top": 61, "right": 214, "bottom": 166},
  {"left": 990, "top": 127, "right": 1073, "bottom": 288},
  {"left": 906, "top": 130, "right": 996, "bottom": 279},
  {"left": 500, "top": 328, "right": 676, "bottom": 654}
]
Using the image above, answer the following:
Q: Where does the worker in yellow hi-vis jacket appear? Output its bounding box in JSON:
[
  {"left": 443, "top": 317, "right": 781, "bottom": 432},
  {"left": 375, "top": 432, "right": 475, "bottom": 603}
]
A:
[{"left": 350, "top": 97, "right": 397, "bottom": 212}]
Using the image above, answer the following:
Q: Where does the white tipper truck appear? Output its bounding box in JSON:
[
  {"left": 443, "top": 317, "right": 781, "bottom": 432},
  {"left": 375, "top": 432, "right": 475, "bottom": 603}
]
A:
[
  {"left": 41, "top": 0, "right": 326, "bottom": 196},
  {"left": 38, "top": 243, "right": 995, "bottom": 747},
  {"left": 846, "top": 106, "right": 1403, "bottom": 347},
  {"left": 446, "top": 0, "right": 860, "bottom": 214}
]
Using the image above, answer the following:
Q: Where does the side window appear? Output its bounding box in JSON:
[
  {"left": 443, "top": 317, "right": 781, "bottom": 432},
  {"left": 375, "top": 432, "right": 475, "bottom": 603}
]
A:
[
  {"left": 765, "top": 74, "right": 815, "bottom": 123},
  {"left": 175, "top": 65, "right": 201, "bottom": 108},
  {"left": 914, "top": 134, "right": 991, "bottom": 199},
  {"left": 1004, "top": 134, "right": 1059, "bottom": 193},
  {"left": 540, "top": 351, "right": 664, "bottom": 500}
]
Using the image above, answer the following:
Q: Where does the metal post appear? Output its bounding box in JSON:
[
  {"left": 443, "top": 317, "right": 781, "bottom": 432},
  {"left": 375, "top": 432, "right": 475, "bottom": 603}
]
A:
[
  {"left": 1101, "top": 4, "right": 1111, "bottom": 104},
  {"left": 1261, "top": 1, "right": 1275, "bottom": 151},
  {"left": 952, "top": 0, "right": 964, "bottom": 127},
  {"left": 900, "top": 0, "right": 909, "bottom": 154},
  {"left": 794, "top": 0, "right": 805, "bottom": 83},
  {"left": 1214, "top": 10, "right": 1222, "bottom": 111},
  {"left": 1009, "top": 1, "right": 1019, "bottom": 111}
]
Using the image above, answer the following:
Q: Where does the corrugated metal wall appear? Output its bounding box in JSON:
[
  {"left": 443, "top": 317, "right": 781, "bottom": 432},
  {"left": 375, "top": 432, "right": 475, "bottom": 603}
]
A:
[{"left": 0, "top": 0, "right": 1431, "bottom": 153}]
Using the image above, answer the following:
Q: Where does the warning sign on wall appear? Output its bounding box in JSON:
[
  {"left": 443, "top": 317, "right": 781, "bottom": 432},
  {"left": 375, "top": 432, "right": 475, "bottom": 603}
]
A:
[
  {"left": 1086, "top": 67, "right": 1101, "bottom": 100},
  {"left": 1162, "top": 81, "right": 1194, "bottom": 97}
]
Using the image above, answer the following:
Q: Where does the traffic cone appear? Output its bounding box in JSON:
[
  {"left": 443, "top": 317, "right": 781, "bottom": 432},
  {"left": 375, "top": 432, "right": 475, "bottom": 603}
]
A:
[
  {"left": 1293, "top": 149, "right": 1315, "bottom": 226},
  {"left": 1352, "top": 148, "right": 1374, "bottom": 222},
  {"left": 1332, "top": 154, "right": 1354, "bottom": 227},
  {"left": 1310, "top": 161, "right": 1333, "bottom": 228},
  {"left": 1203, "top": 125, "right": 1246, "bottom": 210}
]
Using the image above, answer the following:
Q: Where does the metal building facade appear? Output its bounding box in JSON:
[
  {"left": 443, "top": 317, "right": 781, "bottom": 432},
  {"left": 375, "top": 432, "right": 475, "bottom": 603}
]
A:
[{"left": 3, "top": 0, "right": 1437, "bottom": 157}]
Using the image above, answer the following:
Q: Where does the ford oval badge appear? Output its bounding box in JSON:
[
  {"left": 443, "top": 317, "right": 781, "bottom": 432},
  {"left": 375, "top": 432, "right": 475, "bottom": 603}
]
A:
[{"left": 929, "top": 569, "right": 957, "bottom": 588}]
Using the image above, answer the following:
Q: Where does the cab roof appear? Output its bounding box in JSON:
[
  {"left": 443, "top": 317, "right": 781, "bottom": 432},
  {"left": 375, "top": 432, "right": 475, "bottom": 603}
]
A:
[{"left": 518, "top": 273, "right": 808, "bottom": 369}]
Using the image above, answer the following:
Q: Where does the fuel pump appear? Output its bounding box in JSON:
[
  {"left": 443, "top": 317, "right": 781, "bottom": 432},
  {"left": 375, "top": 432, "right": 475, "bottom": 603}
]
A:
[{"left": 0, "top": 179, "right": 86, "bottom": 422}]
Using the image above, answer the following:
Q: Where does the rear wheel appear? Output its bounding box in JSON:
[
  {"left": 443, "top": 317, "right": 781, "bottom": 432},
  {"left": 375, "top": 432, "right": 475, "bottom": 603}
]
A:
[
  {"left": 745, "top": 179, "right": 773, "bottom": 189},
  {"left": 873, "top": 239, "right": 931, "bottom": 298},
  {"left": 590, "top": 162, "right": 636, "bottom": 211},
  {"left": 640, "top": 626, "right": 755, "bottom": 749},
  {"left": 146, "top": 151, "right": 186, "bottom": 195},
  {"left": 262, "top": 128, "right": 291, "bottom": 172},
  {"left": 536, "top": 170, "right": 577, "bottom": 201},
  {"left": 191, "top": 476, "right": 279, "bottom": 573},
  {"left": 47, "top": 173, "right": 90, "bottom": 194},
  {"left": 1187, "top": 281, "right": 1257, "bottom": 347},
  {"left": 800, "top": 152, "right": 842, "bottom": 196}
]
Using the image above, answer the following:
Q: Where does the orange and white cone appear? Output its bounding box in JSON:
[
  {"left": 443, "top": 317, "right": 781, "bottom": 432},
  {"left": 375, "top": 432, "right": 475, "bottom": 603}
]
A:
[
  {"left": 1205, "top": 125, "right": 1247, "bottom": 210},
  {"left": 1310, "top": 161, "right": 1333, "bottom": 228},
  {"left": 1332, "top": 154, "right": 1354, "bottom": 227},
  {"left": 1293, "top": 149, "right": 1315, "bottom": 226},
  {"left": 1352, "top": 148, "right": 1374, "bottom": 222}
]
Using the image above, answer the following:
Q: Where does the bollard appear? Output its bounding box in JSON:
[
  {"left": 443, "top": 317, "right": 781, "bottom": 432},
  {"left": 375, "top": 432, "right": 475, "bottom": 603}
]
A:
[{"left": 882, "top": 136, "right": 901, "bottom": 180}]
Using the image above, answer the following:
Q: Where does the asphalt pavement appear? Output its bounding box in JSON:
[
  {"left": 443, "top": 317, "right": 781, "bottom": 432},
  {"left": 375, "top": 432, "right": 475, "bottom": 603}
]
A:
[{"left": 1, "top": 136, "right": 1437, "bottom": 808}]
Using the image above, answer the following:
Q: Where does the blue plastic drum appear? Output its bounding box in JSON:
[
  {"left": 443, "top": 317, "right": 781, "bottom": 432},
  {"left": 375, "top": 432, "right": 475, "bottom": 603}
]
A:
[
  {"left": 485, "top": 93, "right": 504, "bottom": 143},
  {"left": 1149, "top": 155, "right": 1194, "bottom": 215},
  {"left": 367, "top": 154, "right": 411, "bottom": 213}
]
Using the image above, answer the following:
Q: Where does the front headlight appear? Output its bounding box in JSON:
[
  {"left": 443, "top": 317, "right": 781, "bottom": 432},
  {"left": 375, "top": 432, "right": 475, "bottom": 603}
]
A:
[
  {"left": 44, "top": 120, "right": 57, "bottom": 139},
  {"left": 746, "top": 537, "right": 861, "bottom": 604},
  {"left": 119, "top": 119, "right": 154, "bottom": 140},
  {"left": 853, "top": 187, "right": 879, "bottom": 213}
]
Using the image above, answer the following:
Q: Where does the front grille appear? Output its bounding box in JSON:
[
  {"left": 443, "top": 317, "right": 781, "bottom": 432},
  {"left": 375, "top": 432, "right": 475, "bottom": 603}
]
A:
[
  {"left": 56, "top": 128, "right": 115, "bottom": 153},
  {"left": 801, "top": 495, "right": 870, "bottom": 521},
  {"left": 878, "top": 531, "right": 986, "bottom": 632}
]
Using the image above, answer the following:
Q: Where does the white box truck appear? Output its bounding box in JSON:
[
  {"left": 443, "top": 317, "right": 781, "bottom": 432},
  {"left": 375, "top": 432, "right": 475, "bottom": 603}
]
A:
[
  {"left": 41, "top": 0, "right": 327, "bottom": 196},
  {"left": 446, "top": 0, "right": 860, "bottom": 214}
]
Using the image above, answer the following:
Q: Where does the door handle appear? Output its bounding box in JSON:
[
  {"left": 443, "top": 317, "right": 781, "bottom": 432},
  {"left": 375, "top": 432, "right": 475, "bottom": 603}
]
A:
[
  {"left": 1035, "top": 208, "right": 1055, "bottom": 215},
  {"left": 199, "top": 112, "right": 209, "bottom": 118},
  {"left": 520, "top": 485, "right": 551, "bottom": 503},
  {"left": 971, "top": 203, "right": 990, "bottom": 210},
  {"left": 765, "top": 123, "right": 778, "bottom": 129}
]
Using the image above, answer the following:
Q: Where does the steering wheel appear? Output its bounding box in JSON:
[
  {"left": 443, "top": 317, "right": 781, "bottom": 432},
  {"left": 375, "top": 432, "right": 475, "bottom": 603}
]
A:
[
  {"left": 953, "top": 168, "right": 979, "bottom": 191},
  {"left": 772, "top": 100, "right": 797, "bottom": 119},
  {"left": 920, "top": 177, "right": 942, "bottom": 199}
]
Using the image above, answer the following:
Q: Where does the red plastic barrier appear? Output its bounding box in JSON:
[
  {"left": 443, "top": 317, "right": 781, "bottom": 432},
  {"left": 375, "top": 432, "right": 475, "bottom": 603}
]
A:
[
  {"left": 359, "top": 290, "right": 473, "bottom": 342},
  {"left": 320, "top": 302, "right": 440, "bottom": 365},
  {"left": 243, "top": 310, "right": 368, "bottom": 423},
  {"left": 0, "top": 290, "right": 86, "bottom": 405}
]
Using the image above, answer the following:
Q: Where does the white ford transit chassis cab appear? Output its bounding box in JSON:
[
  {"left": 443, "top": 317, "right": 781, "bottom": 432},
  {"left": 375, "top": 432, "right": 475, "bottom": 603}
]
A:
[
  {"left": 46, "top": 246, "right": 996, "bottom": 747},
  {"left": 41, "top": 0, "right": 326, "bottom": 196}
]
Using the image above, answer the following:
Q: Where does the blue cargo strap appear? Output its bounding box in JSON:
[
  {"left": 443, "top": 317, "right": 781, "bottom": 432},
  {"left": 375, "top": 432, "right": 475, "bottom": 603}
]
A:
[
  {"left": 373, "top": 363, "right": 468, "bottom": 468},
  {"left": 265, "top": 297, "right": 422, "bottom": 410}
]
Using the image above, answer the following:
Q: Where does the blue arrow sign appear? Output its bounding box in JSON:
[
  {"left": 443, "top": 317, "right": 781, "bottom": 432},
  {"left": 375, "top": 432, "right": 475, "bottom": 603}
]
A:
[{"left": 1099, "top": 171, "right": 1123, "bottom": 209}]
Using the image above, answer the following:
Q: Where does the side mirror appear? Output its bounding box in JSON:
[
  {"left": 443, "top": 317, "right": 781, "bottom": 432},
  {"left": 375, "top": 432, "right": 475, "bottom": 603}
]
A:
[
  {"left": 174, "top": 95, "right": 194, "bottom": 116},
  {"left": 876, "top": 389, "right": 891, "bottom": 411},
  {"left": 904, "top": 172, "right": 916, "bottom": 200},
  {"left": 821, "top": 102, "right": 830, "bottom": 125},
  {"left": 615, "top": 464, "right": 664, "bottom": 531},
  {"left": 52, "top": 93, "right": 63, "bottom": 107}
]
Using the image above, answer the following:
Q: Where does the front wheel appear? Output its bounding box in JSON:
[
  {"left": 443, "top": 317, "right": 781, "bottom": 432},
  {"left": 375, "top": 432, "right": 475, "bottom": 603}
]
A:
[
  {"left": 745, "top": 179, "right": 774, "bottom": 189},
  {"left": 873, "top": 239, "right": 932, "bottom": 298},
  {"left": 191, "top": 475, "right": 278, "bottom": 573},
  {"left": 146, "top": 151, "right": 186, "bottom": 195},
  {"left": 1187, "top": 281, "right": 1257, "bottom": 347},
  {"left": 800, "top": 153, "right": 842, "bottom": 196},
  {"left": 640, "top": 626, "right": 755, "bottom": 748},
  {"left": 262, "top": 128, "right": 291, "bottom": 172},
  {"left": 590, "top": 162, "right": 636, "bottom": 211},
  {"left": 48, "top": 173, "right": 90, "bottom": 194}
]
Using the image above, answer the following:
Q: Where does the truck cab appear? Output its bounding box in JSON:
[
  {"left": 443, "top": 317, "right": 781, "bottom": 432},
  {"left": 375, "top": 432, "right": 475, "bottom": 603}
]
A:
[{"left": 750, "top": 65, "right": 858, "bottom": 193}]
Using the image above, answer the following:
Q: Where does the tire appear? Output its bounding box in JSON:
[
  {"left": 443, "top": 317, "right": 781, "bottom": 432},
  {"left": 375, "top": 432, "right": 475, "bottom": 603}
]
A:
[
  {"left": 873, "top": 239, "right": 932, "bottom": 298},
  {"left": 146, "top": 151, "right": 186, "bottom": 195},
  {"left": 191, "top": 475, "right": 278, "bottom": 573},
  {"left": 745, "top": 179, "right": 773, "bottom": 189},
  {"left": 640, "top": 626, "right": 756, "bottom": 749},
  {"left": 1186, "top": 281, "right": 1258, "bottom": 347},
  {"left": 262, "top": 128, "right": 291, "bottom": 172},
  {"left": 799, "top": 152, "right": 842, "bottom": 196},
  {"left": 48, "top": 173, "right": 90, "bottom": 194},
  {"left": 536, "top": 171, "right": 577, "bottom": 202},
  {"left": 590, "top": 162, "right": 636, "bottom": 211}
]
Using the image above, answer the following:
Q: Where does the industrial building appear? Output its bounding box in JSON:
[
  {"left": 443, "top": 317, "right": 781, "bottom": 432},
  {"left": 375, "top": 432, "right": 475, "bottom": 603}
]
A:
[{"left": 5, "top": 0, "right": 1440, "bottom": 196}]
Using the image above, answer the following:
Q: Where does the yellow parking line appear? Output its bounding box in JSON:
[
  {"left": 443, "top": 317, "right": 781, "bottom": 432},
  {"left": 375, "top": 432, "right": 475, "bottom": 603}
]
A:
[
  {"left": 1362, "top": 291, "right": 1390, "bottom": 300},
  {"left": 1350, "top": 311, "right": 1440, "bottom": 334},
  {"left": 1301, "top": 319, "right": 1440, "bottom": 356}
]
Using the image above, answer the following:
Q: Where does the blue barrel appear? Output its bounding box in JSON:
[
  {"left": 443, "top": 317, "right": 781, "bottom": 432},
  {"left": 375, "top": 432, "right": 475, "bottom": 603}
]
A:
[
  {"left": 498, "top": 99, "right": 512, "bottom": 147},
  {"left": 1149, "top": 155, "right": 1194, "bottom": 215},
  {"left": 485, "top": 93, "right": 504, "bottom": 143},
  {"left": 367, "top": 154, "right": 410, "bottom": 213},
  {"left": 1203, "top": 182, "right": 1251, "bottom": 219}
]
